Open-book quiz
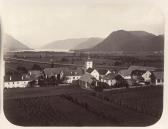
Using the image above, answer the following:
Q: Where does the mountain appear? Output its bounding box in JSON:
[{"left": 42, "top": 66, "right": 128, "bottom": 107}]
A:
[
  {"left": 72, "top": 37, "right": 103, "bottom": 50},
  {"left": 41, "top": 38, "right": 89, "bottom": 51},
  {"left": 92, "top": 30, "right": 164, "bottom": 52},
  {"left": 3, "top": 34, "right": 31, "bottom": 52}
]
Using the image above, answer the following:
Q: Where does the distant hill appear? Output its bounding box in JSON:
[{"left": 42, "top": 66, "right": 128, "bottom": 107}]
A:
[
  {"left": 92, "top": 30, "right": 164, "bottom": 52},
  {"left": 41, "top": 38, "right": 89, "bottom": 51},
  {"left": 3, "top": 34, "right": 32, "bottom": 52},
  {"left": 72, "top": 37, "right": 103, "bottom": 50}
]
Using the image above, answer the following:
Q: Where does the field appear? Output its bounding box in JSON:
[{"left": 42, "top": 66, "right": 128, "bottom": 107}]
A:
[
  {"left": 4, "top": 51, "right": 163, "bottom": 74},
  {"left": 4, "top": 86, "right": 163, "bottom": 126}
]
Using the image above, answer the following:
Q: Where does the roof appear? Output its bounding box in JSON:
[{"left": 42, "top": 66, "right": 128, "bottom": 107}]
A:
[
  {"left": 119, "top": 65, "right": 157, "bottom": 77},
  {"left": 79, "top": 73, "right": 96, "bottom": 83},
  {"left": 29, "top": 70, "right": 42, "bottom": 75},
  {"left": 128, "top": 65, "right": 157, "bottom": 72},
  {"left": 102, "top": 73, "right": 117, "bottom": 80},
  {"left": 153, "top": 71, "right": 163, "bottom": 80},
  {"left": 44, "top": 68, "right": 68, "bottom": 77},
  {"left": 44, "top": 67, "right": 84, "bottom": 77},
  {"left": 118, "top": 69, "right": 131, "bottom": 77},
  {"left": 64, "top": 68, "right": 84, "bottom": 76},
  {"left": 4, "top": 74, "right": 31, "bottom": 82},
  {"left": 97, "top": 69, "right": 110, "bottom": 75},
  {"left": 86, "top": 68, "right": 94, "bottom": 73}
]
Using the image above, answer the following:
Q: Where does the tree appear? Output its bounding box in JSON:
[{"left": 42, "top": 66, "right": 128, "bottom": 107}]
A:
[
  {"left": 17, "top": 66, "right": 28, "bottom": 74},
  {"left": 115, "top": 75, "right": 129, "bottom": 88},
  {"left": 31, "top": 64, "right": 42, "bottom": 70}
]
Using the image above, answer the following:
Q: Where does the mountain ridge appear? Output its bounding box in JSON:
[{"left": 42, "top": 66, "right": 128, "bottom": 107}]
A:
[
  {"left": 91, "top": 30, "right": 164, "bottom": 52},
  {"left": 3, "top": 34, "right": 32, "bottom": 52}
]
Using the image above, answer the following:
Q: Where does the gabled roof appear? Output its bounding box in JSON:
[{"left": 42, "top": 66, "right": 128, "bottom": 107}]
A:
[
  {"left": 97, "top": 69, "right": 110, "bottom": 75},
  {"left": 79, "top": 73, "right": 96, "bottom": 83},
  {"left": 4, "top": 74, "right": 31, "bottom": 82},
  {"left": 44, "top": 67, "right": 84, "bottom": 77},
  {"left": 119, "top": 65, "right": 157, "bottom": 77},
  {"left": 153, "top": 71, "right": 163, "bottom": 80},
  {"left": 43, "top": 67, "right": 68, "bottom": 77},
  {"left": 86, "top": 68, "right": 94, "bottom": 73},
  {"left": 128, "top": 65, "right": 157, "bottom": 72},
  {"left": 118, "top": 69, "right": 131, "bottom": 77},
  {"left": 102, "top": 73, "right": 117, "bottom": 80},
  {"left": 64, "top": 68, "right": 84, "bottom": 76},
  {"left": 29, "top": 70, "right": 42, "bottom": 75}
]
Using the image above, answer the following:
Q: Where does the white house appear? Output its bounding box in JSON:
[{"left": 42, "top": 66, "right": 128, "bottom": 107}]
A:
[
  {"left": 142, "top": 71, "right": 152, "bottom": 82},
  {"left": 86, "top": 68, "right": 99, "bottom": 80},
  {"left": 64, "top": 68, "right": 84, "bottom": 83},
  {"left": 4, "top": 75, "right": 30, "bottom": 88}
]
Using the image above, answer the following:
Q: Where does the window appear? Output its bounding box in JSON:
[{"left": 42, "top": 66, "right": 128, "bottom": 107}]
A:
[{"left": 157, "top": 79, "right": 160, "bottom": 83}]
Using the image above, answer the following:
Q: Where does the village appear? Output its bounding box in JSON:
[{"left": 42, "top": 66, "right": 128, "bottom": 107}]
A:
[{"left": 4, "top": 56, "right": 163, "bottom": 91}]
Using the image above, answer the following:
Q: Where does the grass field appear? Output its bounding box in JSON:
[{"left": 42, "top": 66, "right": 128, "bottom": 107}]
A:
[{"left": 4, "top": 86, "right": 163, "bottom": 126}]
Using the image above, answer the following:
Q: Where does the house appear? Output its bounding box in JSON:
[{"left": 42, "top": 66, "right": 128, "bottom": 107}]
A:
[
  {"left": 101, "top": 73, "right": 117, "bottom": 86},
  {"left": 79, "top": 73, "right": 98, "bottom": 89},
  {"left": 28, "top": 70, "right": 43, "bottom": 77},
  {"left": 119, "top": 65, "right": 158, "bottom": 85},
  {"left": 4, "top": 74, "right": 30, "bottom": 88},
  {"left": 86, "top": 68, "right": 99, "bottom": 80},
  {"left": 43, "top": 68, "right": 66, "bottom": 79},
  {"left": 64, "top": 68, "right": 84, "bottom": 83},
  {"left": 153, "top": 71, "right": 164, "bottom": 86},
  {"left": 142, "top": 71, "right": 152, "bottom": 82}
]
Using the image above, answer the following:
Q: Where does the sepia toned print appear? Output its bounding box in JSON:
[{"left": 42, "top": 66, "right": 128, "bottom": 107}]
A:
[{"left": 1, "top": 0, "right": 163, "bottom": 126}]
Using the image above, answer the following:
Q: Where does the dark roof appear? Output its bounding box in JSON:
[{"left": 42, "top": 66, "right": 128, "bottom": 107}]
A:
[
  {"left": 4, "top": 74, "right": 31, "bottom": 82},
  {"left": 153, "top": 71, "right": 163, "bottom": 80},
  {"left": 128, "top": 65, "right": 157, "bottom": 72},
  {"left": 119, "top": 65, "right": 157, "bottom": 77},
  {"left": 44, "top": 67, "right": 84, "bottom": 77},
  {"left": 79, "top": 73, "right": 96, "bottom": 83},
  {"left": 29, "top": 70, "right": 42, "bottom": 75},
  {"left": 97, "top": 69, "right": 110, "bottom": 75},
  {"left": 64, "top": 68, "right": 84, "bottom": 76},
  {"left": 102, "top": 73, "right": 117, "bottom": 80},
  {"left": 86, "top": 68, "right": 94, "bottom": 73},
  {"left": 118, "top": 69, "right": 131, "bottom": 76},
  {"left": 43, "top": 68, "right": 68, "bottom": 77}
]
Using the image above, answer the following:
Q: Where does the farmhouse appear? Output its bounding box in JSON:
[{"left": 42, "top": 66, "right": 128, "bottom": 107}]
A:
[
  {"left": 43, "top": 67, "right": 66, "bottom": 80},
  {"left": 64, "top": 68, "right": 84, "bottom": 83},
  {"left": 4, "top": 74, "right": 30, "bottom": 88},
  {"left": 43, "top": 67, "right": 84, "bottom": 84},
  {"left": 101, "top": 73, "right": 117, "bottom": 86}
]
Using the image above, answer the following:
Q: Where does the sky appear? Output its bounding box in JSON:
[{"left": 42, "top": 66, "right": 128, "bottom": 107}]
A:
[{"left": 0, "top": 0, "right": 164, "bottom": 49}]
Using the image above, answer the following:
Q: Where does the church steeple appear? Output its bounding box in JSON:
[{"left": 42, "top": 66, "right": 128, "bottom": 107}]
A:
[{"left": 85, "top": 53, "right": 93, "bottom": 69}]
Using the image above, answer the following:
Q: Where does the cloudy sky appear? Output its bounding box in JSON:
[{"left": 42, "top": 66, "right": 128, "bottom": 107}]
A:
[{"left": 0, "top": 0, "right": 164, "bottom": 49}]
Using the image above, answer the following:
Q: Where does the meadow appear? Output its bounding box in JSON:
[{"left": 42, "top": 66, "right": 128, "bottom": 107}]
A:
[{"left": 4, "top": 86, "right": 163, "bottom": 126}]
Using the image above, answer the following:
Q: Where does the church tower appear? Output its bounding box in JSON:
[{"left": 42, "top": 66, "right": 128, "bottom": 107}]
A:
[{"left": 85, "top": 54, "right": 93, "bottom": 69}]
